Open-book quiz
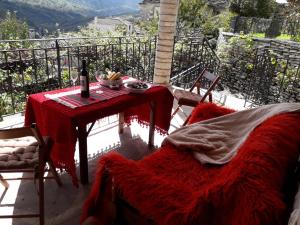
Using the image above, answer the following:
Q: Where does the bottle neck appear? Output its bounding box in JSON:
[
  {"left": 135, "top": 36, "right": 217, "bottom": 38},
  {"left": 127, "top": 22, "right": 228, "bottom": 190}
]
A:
[
  {"left": 82, "top": 60, "right": 86, "bottom": 68},
  {"left": 82, "top": 60, "right": 87, "bottom": 74}
]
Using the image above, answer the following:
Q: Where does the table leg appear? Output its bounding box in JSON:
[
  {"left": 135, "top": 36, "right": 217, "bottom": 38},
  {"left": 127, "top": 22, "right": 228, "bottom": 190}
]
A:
[
  {"left": 118, "top": 112, "right": 124, "bottom": 134},
  {"left": 78, "top": 124, "right": 89, "bottom": 185},
  {"left": 148, "top": 101, "right": 156, "bottom": 147}
]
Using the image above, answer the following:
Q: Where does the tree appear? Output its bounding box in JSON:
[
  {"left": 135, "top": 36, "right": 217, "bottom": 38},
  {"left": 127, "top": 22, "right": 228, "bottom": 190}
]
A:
[
  {"left": 0, "top": 11, "right": 29, "bottom": 40},
  {"left": 178, "top": 0, "right": 207, "bottom": 28},
  {"left": 287, "top": 0, "right": 300, "bottom": 6},
  {"left": 230, "top": 0, "right": 277, "bottom": 18},
  {"left": 138, "top": 17, "right": 159, "bottom": 37},
  {"left": 256, "top": 0, "right": 277, "bottom": 18},
  {"left": 285, "top": 0, "right": 300, "bottom": 40},
  {"left": 178, "top": 0, "right": 235, "bottom": 37}
]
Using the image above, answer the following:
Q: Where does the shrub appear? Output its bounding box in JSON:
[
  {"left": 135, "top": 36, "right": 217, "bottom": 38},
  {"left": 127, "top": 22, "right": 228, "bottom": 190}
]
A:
[{"left": 230, "top": 0, "right": 277, "bottom": 18}]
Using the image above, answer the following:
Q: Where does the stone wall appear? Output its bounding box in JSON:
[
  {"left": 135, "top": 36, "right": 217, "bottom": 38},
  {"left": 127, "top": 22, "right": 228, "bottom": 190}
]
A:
[
  {"left": 217, "top": 32, "right": 300, "bottom": 104},
  {"left": 232, "top": 16, "right": 293, "bottom": 35},
  {"left": 219, "top": 32, "right": 300, "bottom": 63}
]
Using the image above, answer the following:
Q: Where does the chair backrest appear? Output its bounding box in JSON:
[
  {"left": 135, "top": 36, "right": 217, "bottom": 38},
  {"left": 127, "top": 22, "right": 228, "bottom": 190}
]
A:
[
  {"left": 0, "top": 124, "right": 45, "bottom": 147},
  {"left": 189, "top": 69, "right": 220, "bottom": 102}
]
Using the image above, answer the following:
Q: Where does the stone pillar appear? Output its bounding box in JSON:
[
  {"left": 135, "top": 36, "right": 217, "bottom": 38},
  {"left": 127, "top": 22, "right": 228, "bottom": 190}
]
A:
[{"left": 153, "top": 0, "right": 179, "bottom": 85}]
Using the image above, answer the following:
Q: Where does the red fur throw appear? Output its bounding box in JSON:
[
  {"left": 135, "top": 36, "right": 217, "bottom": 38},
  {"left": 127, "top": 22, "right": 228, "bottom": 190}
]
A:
[
  {"left": 187, "top": 102, "right": 236, "bottom": 124},
  {"left": 82, "top": 103, "right": 300, "bottom": 225}
]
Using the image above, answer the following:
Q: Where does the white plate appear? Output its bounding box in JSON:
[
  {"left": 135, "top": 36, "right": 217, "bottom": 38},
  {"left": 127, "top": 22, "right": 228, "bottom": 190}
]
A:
[{"left": 124, "top": 81, "right": 150, "bottom": 93}]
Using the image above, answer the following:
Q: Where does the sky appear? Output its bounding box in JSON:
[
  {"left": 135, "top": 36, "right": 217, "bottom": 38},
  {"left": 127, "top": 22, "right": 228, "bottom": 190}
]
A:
[{"left": 276, "top": 0, "right": 287, "bottom": 3}]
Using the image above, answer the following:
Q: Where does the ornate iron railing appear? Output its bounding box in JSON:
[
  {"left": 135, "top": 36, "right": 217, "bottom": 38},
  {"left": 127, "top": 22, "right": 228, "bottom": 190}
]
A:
[
  {"left": 0, "top": 37, "right": 157, "bottom": 116},
  {"left": 170, "top": 37, "right": 221, "bottom": 89},
  {"left": 0, "top": 36, "right": 211, "bottom": 117},
  {"left": 244, "top": 47, "right": 300, "bottom": 105},
  {"left": 1, "top": 35, "right": 298, "bottom": 119}
]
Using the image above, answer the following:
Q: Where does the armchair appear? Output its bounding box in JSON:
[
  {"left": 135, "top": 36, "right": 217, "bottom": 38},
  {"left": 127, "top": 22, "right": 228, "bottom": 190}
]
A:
[{"left": 82, "top": 103, "right": 300, "bottom": 225}]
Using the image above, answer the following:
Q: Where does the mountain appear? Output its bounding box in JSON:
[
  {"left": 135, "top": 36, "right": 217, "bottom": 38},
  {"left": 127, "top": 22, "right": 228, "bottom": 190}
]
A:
[
  {"left": 72, "top": 0, "right": 141, "bottom": 12},
  {"left": 0, "top": 0, "right": 141, "bottom": 33}
]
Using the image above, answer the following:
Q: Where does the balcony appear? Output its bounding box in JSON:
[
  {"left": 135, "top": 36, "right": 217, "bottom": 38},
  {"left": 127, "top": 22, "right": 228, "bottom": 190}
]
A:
[
  {"left": 0, "top": 83, "right": 248, "bottom": 225},
  {"left": 0, "top": 34, "right": 299, "bottom": 225},
  {"left": 1, "top": 36, "right": 299, "bottom": 119}
]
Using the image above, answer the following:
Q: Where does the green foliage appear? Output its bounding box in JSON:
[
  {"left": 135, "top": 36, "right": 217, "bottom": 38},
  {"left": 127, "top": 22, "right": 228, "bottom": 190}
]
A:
[
  {"left": 230, "top": 0, "right": 277, "bottom": 18},
  {"left": 178, "top": 0, "right": 207, "bottom": 28},
  {"left": 0, "top": 11, "right": 29, "bottom": 40},
  {"left": 202, "top": 10, "right": 236, "bottom": 36},
  {"left": 230, "top": 0, "right": 255, "bottom": 17},
  {"left": 256, "top": 0, "right": 277, "bottom": 18},
  {"left": 178, "top": 0, "right": 235, "bottom": 36},
  {"left": 218, "top": 34, "right": 256, "bottom": 78},
  {"left": 137, "top": 17, "right": 159, "bottom": 37},
  {"left": 285, "top": 1, "right": 300, "bottom": 41},
  {"left": 251, "top": 33, "right": 295, "bottom": 40},
  {"left": 219, "top": 34, "right": 255, "bottom": 61},
  {"left": 0, "top": 0, "right": 139, "bottom": 34}
]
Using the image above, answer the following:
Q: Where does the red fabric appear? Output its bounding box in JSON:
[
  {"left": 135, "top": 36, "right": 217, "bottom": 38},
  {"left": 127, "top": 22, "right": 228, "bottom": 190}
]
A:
[
  {"left": 24, "top": 84, "right": 173, "bottom": 185},
  {"left": 52, "top": 84, "right": 130, "bottom": 108},
  {"left": 81, "top": 103, "right": 300, "bottom": 225},
  {"left": 187, "top": 102, "right": 236, "bottom": 124}
]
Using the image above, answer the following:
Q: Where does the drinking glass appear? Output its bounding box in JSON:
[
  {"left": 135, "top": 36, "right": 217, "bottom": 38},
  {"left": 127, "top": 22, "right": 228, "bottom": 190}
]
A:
[
  {"left": 95, "top": 70, "right": 102, "bottom": 82},
  {"left": 95, "top": 70, "right": 106, "bottom": 86},
  {"left": 70, "top": 68, "right": 78, "bottom": 90}
]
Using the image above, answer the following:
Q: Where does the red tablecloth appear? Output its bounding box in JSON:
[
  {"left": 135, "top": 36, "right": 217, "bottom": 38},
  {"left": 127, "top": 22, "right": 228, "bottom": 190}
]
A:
[{"left": 25, "top": 84, "right": 174, "bottom": 185}]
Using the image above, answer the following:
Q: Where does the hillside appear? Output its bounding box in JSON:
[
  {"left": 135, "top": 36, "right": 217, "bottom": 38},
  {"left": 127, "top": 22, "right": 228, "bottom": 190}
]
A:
[
  {"left": 0, "top": 0, "right": 141, "bottom": 33},
  {"left": 72, "top": 0, "right": 141, "bottom": 12}
]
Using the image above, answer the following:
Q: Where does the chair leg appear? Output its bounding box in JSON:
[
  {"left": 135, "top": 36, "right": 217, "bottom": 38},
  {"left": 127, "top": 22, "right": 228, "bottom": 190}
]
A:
[
  {"left": 209, "top": 93, "right": 213, "bottom": 102},
  {"left": 171, "top": 105, "right": 181, "bottom": 119},
  {"left": 182, "top": 114, "right": 191, "bottom": 126},
  {"left": 0, "top": 174, "right": 9, "bottom": 189},
  {"left": 39, "top": 161, "right": 45, "bottom": 225},
  {"left": 47, "top": 159, "right": 62, "bottom": 187}
]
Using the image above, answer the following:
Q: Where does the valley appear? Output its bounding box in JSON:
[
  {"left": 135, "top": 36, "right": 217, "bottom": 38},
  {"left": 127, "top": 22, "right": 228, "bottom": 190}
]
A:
[{"left": 0, "top": 0, "right": 141, "bottom": 33}]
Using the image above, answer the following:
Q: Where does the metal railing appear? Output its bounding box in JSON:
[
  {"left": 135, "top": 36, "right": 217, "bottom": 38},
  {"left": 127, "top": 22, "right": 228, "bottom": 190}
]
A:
[
  {"left": 1, "top": 35, "right": 298, "bottom": 119},
  {"left": 0, "top": 37, "right": 156, "bottom": 116},
  {"left": 0, "top": 35, "right": 215, "bottom": 117},
  {"left": 170, "top": 37, "right": 221, "bottom": 88},
  {"left": 244, "top": 47, "right": 300, "bottom": 105}
]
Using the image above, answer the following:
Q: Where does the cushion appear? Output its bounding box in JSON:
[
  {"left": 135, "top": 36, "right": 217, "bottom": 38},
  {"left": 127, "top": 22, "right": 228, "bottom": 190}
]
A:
[
  {"left": 173, "top": 89, "right": 203, "bottom": 107},
  {"left": 0, "top": 136, "right": 50, "bottom": 169}
]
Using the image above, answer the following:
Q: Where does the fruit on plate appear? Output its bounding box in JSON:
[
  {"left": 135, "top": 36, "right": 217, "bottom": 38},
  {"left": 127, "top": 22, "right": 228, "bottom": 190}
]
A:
[
  {"left": 127, "top": 82, "right": 148, "bottom": 89},
  {"left": 124, "top": 81, "right": 150, "bottom": 93},
  {"left": 105, "top": 70, "right": 122, "bottom": 80},
  {"left": 100, "top": 70, "right": 123, "bottom": 88}
]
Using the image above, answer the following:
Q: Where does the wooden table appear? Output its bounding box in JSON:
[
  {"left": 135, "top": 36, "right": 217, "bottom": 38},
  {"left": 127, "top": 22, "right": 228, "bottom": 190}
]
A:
[
  {"left": 76, "top": 101, "right": 156, "bottom": 185},
  {"left": 25, "top": 84, "right": 174, "bottom": 185}
]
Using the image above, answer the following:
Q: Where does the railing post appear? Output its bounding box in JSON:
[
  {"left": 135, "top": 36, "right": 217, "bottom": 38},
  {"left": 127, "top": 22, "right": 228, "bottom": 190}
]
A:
[
  {"left": 55, "top": 40, "right": 62, "bottom": 88},
  {"left": 153, "top": 0, "right": 180, "bottom": 85}
]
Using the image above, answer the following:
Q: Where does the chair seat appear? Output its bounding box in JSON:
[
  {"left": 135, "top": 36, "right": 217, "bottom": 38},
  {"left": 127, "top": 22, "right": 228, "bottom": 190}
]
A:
[
  {"left": 173, "top": 89, "right": 203, "bottom": 107},
  {"left": 0, "top": 136, "right": 50, "bottom": 169}
]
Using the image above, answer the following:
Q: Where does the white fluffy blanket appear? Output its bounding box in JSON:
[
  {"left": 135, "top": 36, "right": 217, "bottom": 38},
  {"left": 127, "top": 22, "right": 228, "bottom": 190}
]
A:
[{"left": 163, "top": 103, "right": 300, "bottom": 165}]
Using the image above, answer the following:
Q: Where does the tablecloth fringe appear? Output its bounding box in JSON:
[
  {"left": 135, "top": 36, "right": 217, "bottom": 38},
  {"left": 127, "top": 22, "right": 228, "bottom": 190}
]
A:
[
  {"left": 125, "top": 115, "right": 169, "bottom": 136},
  {"left": 54, "top": 159, "right": 79, "bottom": 187}
]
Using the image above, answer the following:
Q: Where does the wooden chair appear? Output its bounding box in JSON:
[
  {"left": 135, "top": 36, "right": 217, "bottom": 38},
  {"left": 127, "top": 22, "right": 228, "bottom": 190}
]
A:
[
  {"left": 0, "top": 124, "right": 62, "bottom": 225},
  {"left": 171, "top": 69, "right": 220, "bottom": 125}
]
